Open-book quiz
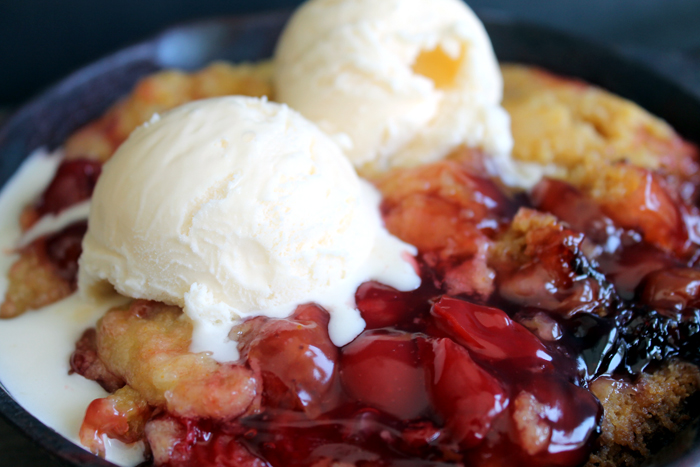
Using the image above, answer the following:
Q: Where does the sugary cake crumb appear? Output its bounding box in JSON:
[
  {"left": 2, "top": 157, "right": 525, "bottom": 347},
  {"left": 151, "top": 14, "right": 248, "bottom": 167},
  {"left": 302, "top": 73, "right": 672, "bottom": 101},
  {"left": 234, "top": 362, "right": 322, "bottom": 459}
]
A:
[{"left": 587, "top": 361, "right": 700, "bottom": 467}]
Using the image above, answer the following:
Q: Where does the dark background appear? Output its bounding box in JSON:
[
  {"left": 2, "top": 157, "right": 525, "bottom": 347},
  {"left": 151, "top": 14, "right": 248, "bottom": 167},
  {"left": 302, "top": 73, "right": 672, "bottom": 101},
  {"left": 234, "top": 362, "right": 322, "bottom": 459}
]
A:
[
  {"left": 2, "top": 0, "right": 700, "bottom": 108},
  {"left": 0, "top": 1, "right": 699, "bottom": 466}
]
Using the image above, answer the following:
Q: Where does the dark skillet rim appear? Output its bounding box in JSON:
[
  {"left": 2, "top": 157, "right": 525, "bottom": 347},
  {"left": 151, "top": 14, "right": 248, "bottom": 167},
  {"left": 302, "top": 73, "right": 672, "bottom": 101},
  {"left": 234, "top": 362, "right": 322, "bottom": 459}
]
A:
[{"left": 0, "top": 8, "right": 699, "bottom": 467}]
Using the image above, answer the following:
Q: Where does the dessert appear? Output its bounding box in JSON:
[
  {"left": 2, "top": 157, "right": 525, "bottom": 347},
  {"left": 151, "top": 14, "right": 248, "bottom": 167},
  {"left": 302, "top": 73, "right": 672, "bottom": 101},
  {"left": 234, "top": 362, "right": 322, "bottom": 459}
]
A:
[{"left": 0, "top": 1, "right": 698, "bottom": 467}]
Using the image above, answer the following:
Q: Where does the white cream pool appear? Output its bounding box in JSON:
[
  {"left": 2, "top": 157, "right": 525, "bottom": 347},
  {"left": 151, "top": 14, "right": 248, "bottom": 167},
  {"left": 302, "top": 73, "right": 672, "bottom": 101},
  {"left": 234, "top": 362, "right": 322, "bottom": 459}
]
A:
[{"left": 0, "top": 150, "right": 145, "bottom": 466}]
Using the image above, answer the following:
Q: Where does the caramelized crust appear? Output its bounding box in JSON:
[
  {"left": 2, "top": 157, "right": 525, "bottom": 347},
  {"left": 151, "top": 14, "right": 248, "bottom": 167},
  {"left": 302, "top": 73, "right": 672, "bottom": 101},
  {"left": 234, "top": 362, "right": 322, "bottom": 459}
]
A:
[{"left": 587, "top": 361, "right": 700, "bottom": 467}]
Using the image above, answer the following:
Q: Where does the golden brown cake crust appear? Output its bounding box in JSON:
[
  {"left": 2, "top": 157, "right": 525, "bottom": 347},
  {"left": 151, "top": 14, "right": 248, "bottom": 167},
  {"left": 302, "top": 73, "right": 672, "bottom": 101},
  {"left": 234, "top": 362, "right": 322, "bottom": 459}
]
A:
[
  {"left": 501, "top": 64, "right": 700, "bottom": 199},
  {"left": 0, "top": 239, "right": 73, "bottom": 318},
  {"left": 587, "top": 361, "right": 700, "bottom": 467},
  {"left": 64, "top": 61, "right": 273, "bottom": 162}
]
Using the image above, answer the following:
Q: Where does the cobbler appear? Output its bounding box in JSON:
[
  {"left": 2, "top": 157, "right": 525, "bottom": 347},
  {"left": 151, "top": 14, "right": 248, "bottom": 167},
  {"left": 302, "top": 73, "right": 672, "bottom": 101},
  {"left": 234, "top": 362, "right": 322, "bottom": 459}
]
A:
[{"left": 1, "top": 61, "right": 699, "bottom": 467}]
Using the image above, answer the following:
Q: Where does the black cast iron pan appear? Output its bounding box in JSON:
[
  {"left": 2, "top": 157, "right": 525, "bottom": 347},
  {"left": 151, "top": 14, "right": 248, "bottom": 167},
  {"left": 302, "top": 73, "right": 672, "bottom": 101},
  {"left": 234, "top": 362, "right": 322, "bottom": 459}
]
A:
[{"left": 0, "top": 8, "right": 698, "bottom": 467}]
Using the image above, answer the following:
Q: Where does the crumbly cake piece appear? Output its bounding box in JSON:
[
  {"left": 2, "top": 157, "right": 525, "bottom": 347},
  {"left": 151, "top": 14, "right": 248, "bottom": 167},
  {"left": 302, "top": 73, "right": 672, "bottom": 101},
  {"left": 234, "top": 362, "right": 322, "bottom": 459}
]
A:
[
  {"left": 501, "top": 64, "right": 700, "bottom": 201},
  {"left": 587, "top": 361, "right": 700, "bottom": 467},
  {"left": 64, "top": 61, "right": 273, "bottom": 163},
  {"left": 0, "top": 239, "right": 73, "bottom": 318}
]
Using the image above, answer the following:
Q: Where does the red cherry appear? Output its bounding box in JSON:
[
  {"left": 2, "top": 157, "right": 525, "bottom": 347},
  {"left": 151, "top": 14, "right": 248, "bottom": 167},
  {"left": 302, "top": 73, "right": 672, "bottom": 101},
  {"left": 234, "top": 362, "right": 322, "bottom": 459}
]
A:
[
  {"left": 639, "top": 267, "right": 700, "bottom": 312},
  {"left": 45, "top": 221, "right": 87, "bottom": 285},
  {"left": 244, "top": 305, "right": 338, "bottom": 416},
  {"left": 37, "top": 158, "right": 102, "bottom": 216},
  {"left": 597, "top": 242, "right": 679, "bottom": 299},
  {"left": 512, "top": 376, "right": 602, "bottom": 466},
  {"left": 356, "top": 281, "right": 417, "bottom": 329},
  {"left": 145, "top": 416, "right": 268, "bottom": 467},
  {"left": 531, "top": 178, "right": 611, "bottom": 244},
  {"left": 420, "top": 337, "right": 508, "bottom": 448},
  {"left": 599, "top": 168, "right": 688, "bottom": 257},
  {"left": 431, "top": 297, "right": 553, "bottom": 370},
  {"left": 340, "top": 330, "right": 429, "bottom": 420}
]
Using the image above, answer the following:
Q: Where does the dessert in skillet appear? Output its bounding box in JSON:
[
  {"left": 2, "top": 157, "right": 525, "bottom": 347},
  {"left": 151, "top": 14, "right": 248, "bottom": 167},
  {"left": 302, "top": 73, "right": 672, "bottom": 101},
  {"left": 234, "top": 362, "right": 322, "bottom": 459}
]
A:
[{"left": 0, "top": 0, "right": 698, "bottom": 466}]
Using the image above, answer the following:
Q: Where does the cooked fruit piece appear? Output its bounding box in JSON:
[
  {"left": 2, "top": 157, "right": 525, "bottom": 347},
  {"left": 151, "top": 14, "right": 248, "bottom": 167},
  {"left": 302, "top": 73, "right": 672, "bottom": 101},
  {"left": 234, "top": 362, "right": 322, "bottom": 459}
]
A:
[
  {"left": 378, "top": 160, "right": 515, "bottom": 299},
  {"left": 419, "top": 337, "right": 508, "bottom": 448},
  {"left": 431, "top": 296, "right": 553, "bottom": 369},
  {"left": 573, "top": 164, "right": 692, "bottom": 258},
  {"left": 234, "top": 304, "right": 338, "bottom": 417},
  {"left": 340, "top": 330, "right": 428, "bottom": 420},
  {"left": 79, "top": 385, "right": 152, "bottom": 457},
  {"left": 96, "top": 300, "right": 259, "bottom": 420},
  {"left": 509, "top": 375, "right": 602, "bottom": 466},
  {"left": 355, "top": 280, "right": 432, "bottom": 330},
  {"left": 639, "top": 268, "right": 700, "bottom": 312},
  {"left": 530, "top": 177, "right": 627, "bottom": 251},
  {"left": 39, "top": 158, "right": 101, "bottom": 214},
  {"left": 145, "top": 415, "right": 268, "bottom": 467},
  {"left": 490, "top": 208, "right": 614, "bottom": 315},
  {"left": 533, "top": 162, "right": 700, "bottom": 262},
  {"left": 19, "top": 158, "right": 102, "bottom": 232}
]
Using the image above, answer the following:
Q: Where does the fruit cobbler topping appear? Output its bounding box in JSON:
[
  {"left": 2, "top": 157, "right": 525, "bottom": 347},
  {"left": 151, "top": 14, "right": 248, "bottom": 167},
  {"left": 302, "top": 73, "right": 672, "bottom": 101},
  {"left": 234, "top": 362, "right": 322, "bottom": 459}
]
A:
[
  {"left": 71, "top": 150, "right": 699, "bottom": 466},
  {"left": 2, "top": 62, "right": 700, "bottom": 467}
]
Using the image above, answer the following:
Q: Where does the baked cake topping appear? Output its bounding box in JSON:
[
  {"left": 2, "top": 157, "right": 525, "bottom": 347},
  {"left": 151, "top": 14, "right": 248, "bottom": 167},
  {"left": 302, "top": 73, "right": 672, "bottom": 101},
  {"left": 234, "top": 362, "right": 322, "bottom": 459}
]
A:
[{"left": 0, "top": 1, "right": 698, "bottom": 466}]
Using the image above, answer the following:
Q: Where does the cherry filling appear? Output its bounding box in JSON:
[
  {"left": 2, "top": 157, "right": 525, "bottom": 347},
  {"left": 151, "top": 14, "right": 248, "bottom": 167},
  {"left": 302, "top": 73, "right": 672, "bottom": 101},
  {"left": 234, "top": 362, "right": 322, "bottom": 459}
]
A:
[
  {"left": 144, "top": 274, "right": 604, "bottom": 467},
  {"left": 78, "top": 166, "right": 699, "bottom": 466},
  {"left": 45, "top": 221, "right": 87, "bottom": 285},
  {"left": 24, "top": 158, "right": 101, "bottom": 286},
  {"left": 36, "top": 158, "right": 102, "bottom": 217}
]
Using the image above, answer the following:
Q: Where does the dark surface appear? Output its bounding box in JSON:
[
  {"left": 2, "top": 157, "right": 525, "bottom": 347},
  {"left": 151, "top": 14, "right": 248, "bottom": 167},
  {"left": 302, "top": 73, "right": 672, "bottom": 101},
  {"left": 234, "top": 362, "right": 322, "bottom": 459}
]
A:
[
  {"left": 2, "top": 1, "right": 700, "bottom": 117},
  {"left": 1, "top": 8, "right": 700, "bottom": 467},
  {"left": 2, "top": 0, "right": 700, "bottom": 107}
]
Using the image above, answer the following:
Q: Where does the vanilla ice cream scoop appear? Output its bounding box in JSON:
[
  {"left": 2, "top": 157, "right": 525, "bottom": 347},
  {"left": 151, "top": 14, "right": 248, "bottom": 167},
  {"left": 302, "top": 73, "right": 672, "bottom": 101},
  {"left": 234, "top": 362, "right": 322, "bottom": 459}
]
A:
[
  {"left": 79, "top": 97, "right": 419, "bottom": 358},
  {"left": 274, "top": 0, "right": 528, "bottom": 182}
]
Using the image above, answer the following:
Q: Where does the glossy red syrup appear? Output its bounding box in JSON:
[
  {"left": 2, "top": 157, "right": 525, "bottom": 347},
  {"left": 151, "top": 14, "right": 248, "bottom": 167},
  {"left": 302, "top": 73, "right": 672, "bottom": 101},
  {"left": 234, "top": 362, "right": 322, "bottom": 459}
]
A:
[
  {"left": 149, "top": 271, "right": 603, "bottom": 467},
  {"left": 68, "top": 165, "right": 699, "bottom": 466}
]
